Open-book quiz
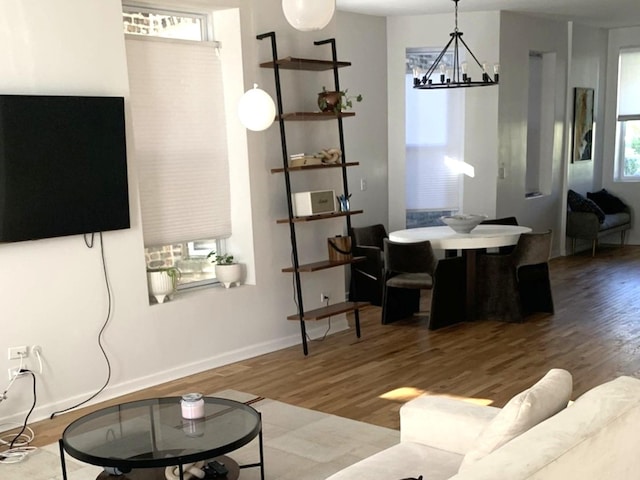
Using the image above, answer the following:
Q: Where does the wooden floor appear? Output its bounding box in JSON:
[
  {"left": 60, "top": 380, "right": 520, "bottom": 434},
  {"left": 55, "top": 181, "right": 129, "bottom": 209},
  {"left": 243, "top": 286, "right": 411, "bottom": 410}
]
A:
[{"left": 15, "top": 244, "right": 640, "bottom": 447}]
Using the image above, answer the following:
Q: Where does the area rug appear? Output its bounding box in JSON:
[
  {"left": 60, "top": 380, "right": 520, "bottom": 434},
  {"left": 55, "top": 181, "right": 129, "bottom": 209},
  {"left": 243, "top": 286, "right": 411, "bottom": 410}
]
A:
[{"left": 2, "top": 390, "right": 399, "bottom": 480}]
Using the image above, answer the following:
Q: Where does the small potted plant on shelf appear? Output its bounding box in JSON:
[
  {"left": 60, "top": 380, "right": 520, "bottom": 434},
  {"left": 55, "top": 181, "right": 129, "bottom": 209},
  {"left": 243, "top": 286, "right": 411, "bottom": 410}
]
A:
[
  {"left": 146, "top": 266, "right": 181, "bottom": 304},
  {"left": 207, "top": 251, "right": 243, "bottom": 289},
  {"left": 317, "top": 86, "right": 363, "bottom": 113}
]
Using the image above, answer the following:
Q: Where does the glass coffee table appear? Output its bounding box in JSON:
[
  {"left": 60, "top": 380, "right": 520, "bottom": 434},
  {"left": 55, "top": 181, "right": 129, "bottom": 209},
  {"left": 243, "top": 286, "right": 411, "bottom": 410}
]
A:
[{"left": 58, "top": 396, "right": 264, "bottom": 480}]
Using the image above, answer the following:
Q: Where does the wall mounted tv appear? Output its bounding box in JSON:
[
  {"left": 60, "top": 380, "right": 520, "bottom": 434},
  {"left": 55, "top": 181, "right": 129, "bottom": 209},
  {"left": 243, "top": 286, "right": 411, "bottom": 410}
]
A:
[{"left": 0, "top": 94, "right": 130, "bottom": 243}]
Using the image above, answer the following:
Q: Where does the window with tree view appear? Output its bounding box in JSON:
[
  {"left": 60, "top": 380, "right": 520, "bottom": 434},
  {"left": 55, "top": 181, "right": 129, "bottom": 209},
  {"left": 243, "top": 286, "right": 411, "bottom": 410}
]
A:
[{"left": 616, "top": 48, "right": 640, "bottom": 179}]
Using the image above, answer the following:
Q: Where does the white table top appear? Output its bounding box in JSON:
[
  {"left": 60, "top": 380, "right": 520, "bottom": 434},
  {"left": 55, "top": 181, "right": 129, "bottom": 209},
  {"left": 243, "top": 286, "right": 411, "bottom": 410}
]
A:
[{"left": 389, "top": 225, "right": 532, "bottom": 250}]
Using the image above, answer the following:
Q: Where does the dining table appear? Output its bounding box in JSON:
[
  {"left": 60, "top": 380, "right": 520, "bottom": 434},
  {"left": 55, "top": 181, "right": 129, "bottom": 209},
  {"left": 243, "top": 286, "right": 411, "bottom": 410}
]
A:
[{"left": 389, "top": 224, "right": 532, "bottom": 322}]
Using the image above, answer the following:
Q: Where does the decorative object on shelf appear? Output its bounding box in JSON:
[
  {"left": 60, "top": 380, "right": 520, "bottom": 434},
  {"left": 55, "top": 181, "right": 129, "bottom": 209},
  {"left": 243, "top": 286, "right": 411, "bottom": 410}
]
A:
[
  {"left": 336, "top": 193, "right": 351, "bottom": 212},
  {"left": 289, "top": 152, "right": 323, "bottom": 167},
  {"left": 412, "top": 0, "right": 499, "bottom": 90},
  {"left": 328, "top": 235, "right": 352, "bottom": 262},
  {"left": 147, "top": 267, "right": 181, "bottom": 304},
  {"left": 316, "top": 148, "right": 342, "bottom": 164},
  {"left": 291, "top": 190, "right": 336, "bottom": 216},
  {"left": 207, "top": 251, "right": 243, "bottom": 288},
  {"left": 238, "top": 83, "right": 276, "bottom": 131},
  {"left": 572, "top": 87, "right": 594, "bottom": 162},
  {"left": 318, "top": 87, "right": 363, "bottom": 112},
  {"left": 282, "top": 0, "right": 335, "bottom": 32},
  {"left": 441, "top": 214, "right": 487, "bottom": 233}
]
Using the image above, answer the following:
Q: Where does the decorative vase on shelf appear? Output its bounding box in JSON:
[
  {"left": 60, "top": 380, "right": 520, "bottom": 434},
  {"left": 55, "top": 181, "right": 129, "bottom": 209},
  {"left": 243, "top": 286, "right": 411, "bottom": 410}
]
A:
[
  {"left": 147, "top": 267, "right": 180, "bottom": 303},
  {"left": 215, "top": 263, "right": 243, "bottom": 289}
]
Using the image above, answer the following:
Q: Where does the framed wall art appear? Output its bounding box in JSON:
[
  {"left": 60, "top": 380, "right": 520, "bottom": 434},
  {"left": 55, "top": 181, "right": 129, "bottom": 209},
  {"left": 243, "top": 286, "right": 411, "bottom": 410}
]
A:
[{"left": 572, "top": 87, "right": 594, "bottom": 162}]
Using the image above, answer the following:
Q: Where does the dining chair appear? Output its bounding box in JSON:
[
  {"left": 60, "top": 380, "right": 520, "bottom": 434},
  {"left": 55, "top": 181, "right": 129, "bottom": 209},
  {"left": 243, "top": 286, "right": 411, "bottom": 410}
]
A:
[
  {"left": 349, "top": 224, "right": 387, "bottom": 306},
  {"left": 476, "top": 230, "right": 554, "bottom": 323},
  {"left": 381, "top": 239, "right": 436, "bottom": 324},
  {"left": 480, "top": 216, "right": 519, "bottom": 254}
]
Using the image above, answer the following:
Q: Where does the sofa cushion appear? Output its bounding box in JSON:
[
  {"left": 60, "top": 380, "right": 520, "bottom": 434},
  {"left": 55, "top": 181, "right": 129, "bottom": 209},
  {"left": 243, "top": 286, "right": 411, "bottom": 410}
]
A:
[
  {"left": 458, "top": 368, "right": 572, "bottom": 471},
  {"left": 325, "top": 441, "right": 463, "bottom": 480},
  {"left": 568, "top": 189, "right": 605, "bottom": 223},
  {"left": 587, "top": 189, "right": 627, "bottom": 214}
]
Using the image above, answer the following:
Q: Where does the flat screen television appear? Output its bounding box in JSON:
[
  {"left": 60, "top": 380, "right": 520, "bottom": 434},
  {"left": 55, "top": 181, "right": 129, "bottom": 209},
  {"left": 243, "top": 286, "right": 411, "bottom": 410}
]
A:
[{"left": 0, "top": 94, "right": 130, "bottom": 243}]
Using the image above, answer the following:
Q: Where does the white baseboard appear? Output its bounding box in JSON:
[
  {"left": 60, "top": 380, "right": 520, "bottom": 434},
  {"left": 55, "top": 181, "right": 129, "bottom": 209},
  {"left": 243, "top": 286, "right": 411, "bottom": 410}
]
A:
[{"left": 0, "top": 320, "right": 349, "bottom": 428}]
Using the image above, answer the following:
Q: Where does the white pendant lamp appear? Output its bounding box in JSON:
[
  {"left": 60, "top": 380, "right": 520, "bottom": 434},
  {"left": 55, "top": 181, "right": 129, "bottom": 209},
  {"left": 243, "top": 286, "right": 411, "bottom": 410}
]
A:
[
  {"left": 282, "top": 0, "right": 335, "bottom": 32},
  {"left": 238, "top": 84, "right": 276, "bottom": 132}
]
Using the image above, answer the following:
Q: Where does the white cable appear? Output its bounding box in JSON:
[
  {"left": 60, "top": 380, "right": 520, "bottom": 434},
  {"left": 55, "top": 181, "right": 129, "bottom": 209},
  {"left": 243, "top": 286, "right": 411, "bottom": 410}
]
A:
[
  {"left": 0, "top": 446, "right": 38, "bottom": 464},
  {"left": 0, "top": 424, "right": 35, "bottom": 447},
  {"left": 33, "top": 349, "right": 43, "bottom": 375},
  {"left": 0, "top": 355, "right": 24, "bottom": 402}
]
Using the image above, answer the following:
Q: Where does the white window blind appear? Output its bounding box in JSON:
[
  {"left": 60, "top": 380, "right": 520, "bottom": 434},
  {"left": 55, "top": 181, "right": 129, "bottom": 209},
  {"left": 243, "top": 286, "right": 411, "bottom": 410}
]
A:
[
  {"left": 405, "top": 74, "right": 462, "bottom": 210},
  {"left": 126, "top": 36, "right": 231, "bottom": 247},
  {"left": 617, "top": 48, "right": 640, "bottom": 121}
]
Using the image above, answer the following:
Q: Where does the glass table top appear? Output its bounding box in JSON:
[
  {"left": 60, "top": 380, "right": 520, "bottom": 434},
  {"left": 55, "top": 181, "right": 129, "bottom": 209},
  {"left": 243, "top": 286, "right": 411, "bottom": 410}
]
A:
[{"left": 61, "top": 396, "right": 261, "bottom": 469}]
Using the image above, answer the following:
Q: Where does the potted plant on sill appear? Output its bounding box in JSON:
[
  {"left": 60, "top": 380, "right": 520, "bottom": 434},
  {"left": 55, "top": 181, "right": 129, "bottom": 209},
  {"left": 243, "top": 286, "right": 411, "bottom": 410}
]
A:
[
  {"left": 207, "top": 251, "right": 243, "bottom": 289},
  {"left": 146, "top": 266, "right": 181, "bottom": 304},
  {"left": 317, "top": 86, "right": 363, "bottom": 113}
]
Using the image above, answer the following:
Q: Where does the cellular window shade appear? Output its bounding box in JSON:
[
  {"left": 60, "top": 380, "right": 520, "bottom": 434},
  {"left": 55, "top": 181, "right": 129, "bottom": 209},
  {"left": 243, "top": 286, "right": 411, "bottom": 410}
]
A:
[
  {"left": 617, "top": 48, "right": 640, "bottom": 121},
  {"left": 126, "top": 37, "right": 231, "bottom": 247}
]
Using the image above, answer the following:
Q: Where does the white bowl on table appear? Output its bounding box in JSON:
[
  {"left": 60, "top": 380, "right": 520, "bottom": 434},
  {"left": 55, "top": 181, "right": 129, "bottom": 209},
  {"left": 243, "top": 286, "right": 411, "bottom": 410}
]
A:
[{"left": 441, "top": 214, "right": 487, "bottom": 234}]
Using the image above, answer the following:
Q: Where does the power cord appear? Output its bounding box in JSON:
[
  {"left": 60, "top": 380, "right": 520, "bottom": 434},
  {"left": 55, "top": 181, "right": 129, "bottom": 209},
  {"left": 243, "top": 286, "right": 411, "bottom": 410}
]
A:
[
  {"left": 49, "top": 232, "right": 113, "bottom": 418},
  {"left": 0, "top": 370, "right": 38, "bottom": 465},
  {"left": 289, "top": 252, "right": 333, "bottom": 342}
]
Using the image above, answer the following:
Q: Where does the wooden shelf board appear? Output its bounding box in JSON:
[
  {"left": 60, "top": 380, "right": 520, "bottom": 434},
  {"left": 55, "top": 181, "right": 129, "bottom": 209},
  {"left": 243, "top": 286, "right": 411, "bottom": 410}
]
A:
[
  {"left": 260, "top": 57, "right": 351, "bottom": 71},
  {"left": 280, "top": 112, "right": 355, "bottom": 121},
  {"left": 287, "top": 301, "right": 370, "bottom": 321},
  {"left": 271, "top": 162, "right": 359, "bottom": 174},
  {"left": 282, "top": 256, "right": 365, "bottom": 273},
  {"left": 276, "top": 210, "right": 363, "bottom": 224}
]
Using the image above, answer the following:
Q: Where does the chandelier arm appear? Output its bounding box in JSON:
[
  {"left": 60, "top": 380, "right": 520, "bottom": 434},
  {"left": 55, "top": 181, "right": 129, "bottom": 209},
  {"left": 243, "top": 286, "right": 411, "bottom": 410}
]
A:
[
  {"left": 422, "top": 34, "right": 456, "bottom": 82},
  {"left": 457, "top": 34, "right": 494, "bottom": 80}
]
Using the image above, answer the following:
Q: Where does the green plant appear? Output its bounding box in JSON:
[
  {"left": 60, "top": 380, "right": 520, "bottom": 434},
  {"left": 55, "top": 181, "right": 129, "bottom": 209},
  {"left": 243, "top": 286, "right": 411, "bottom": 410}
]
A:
[
  {"left": 207, "top": 251, "right": 235, "bottom": 265},
  {"left": 318, "top": 86, "right": 363, "bottom": 113}
]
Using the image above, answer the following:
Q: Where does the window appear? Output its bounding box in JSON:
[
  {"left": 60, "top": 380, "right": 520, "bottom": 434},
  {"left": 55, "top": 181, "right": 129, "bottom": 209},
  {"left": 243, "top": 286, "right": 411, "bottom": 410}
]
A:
[
  {"left": 123, "top": 5, "right": 208, "bottom": 41},
  {"left": 124, "top": 6, "right": 231, "bottom": 292},
  {"left": 405, "top": 49, "right": 463, "bottom": 227},
  {"left": 616, "top": 48, "right": 640, "bottom": 180}
]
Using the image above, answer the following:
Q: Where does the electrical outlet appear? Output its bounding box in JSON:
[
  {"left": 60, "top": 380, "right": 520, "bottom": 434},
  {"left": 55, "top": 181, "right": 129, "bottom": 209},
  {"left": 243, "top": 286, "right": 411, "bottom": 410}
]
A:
[
  {"left": 321, "top": 292, "right": 329, "bottom": 303},
  {"left": 7, "top": 346, "right": 28, "bottom": 360}
]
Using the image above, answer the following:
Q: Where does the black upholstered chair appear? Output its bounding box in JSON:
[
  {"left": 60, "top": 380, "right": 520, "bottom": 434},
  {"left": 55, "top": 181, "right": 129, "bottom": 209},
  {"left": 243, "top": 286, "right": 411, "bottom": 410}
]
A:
[
  {"left": 477, "top": 230, "right": 554, "bottom": 323},
  {"left": 381, "top": 239, "right": 436, "bottom": 324},
  {"left": 349, "top": 224, "right": 387, "bottom": 306}
]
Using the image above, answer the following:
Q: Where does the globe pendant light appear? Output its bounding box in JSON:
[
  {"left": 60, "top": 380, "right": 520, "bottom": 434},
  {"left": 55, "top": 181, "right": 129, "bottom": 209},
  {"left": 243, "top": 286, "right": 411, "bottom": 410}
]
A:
[
  {"left": 238, "top": 84, "right": 276, "bottom": 132},
  {"left": 282, "top": 0, "right": 335, "bottom": 32}
]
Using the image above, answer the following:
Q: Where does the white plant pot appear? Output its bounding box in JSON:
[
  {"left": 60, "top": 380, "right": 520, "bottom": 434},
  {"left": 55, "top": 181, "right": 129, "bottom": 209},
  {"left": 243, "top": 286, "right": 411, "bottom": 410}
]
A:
[
  {"left": 215, "top": 263, "right": 242, "bottom": 289},
  {"left": 147, "top": 270, "right": 176, "bottom": 303}
]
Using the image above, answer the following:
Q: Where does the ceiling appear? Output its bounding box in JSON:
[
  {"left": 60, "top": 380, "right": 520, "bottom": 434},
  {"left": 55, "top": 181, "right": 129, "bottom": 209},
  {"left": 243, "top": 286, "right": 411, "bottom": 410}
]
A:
[{"left": 336, "top": 0, "right": 640, "bottom": 29}]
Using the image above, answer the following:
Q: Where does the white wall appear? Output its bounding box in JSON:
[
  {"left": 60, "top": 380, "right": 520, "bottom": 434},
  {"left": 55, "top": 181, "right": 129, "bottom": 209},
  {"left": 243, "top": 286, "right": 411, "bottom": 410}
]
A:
[
  {"left": 337, "top": 12, "right": 388, "bottom": 231},
  {"left": 387, "top": 12, "right": 500, "bottom": 233},
  {"left": 497, "top": 12, "right": 569, "bottom": 257},
  {"left": 603, "top": 26, "right": 640, "bottom": 244},
  {"left": 567, "top": 23, "right": 608, "bottom": 196},
  {"left": 0, "top": 0, "right": 364, "bottom": 425}
]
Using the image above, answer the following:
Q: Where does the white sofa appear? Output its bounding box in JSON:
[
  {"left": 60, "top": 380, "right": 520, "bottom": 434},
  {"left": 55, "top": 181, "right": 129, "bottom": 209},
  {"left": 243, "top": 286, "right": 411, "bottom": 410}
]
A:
[{"left": 326, "top": 374, "right": 640, "bottom": 480}]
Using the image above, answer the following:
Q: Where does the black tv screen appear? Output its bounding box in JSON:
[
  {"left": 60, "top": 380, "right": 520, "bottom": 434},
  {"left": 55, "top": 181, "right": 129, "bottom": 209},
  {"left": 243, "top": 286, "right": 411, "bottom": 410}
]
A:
[{"left": 0, "top": 94, "right": 130, "bottom": 242}]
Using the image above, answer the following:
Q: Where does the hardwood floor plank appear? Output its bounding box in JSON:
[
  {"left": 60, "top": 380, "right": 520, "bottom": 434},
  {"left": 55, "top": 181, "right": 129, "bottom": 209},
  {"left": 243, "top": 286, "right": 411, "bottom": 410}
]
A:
[{"left": 7, "top": 245, "right": 640, "bottom": 448}]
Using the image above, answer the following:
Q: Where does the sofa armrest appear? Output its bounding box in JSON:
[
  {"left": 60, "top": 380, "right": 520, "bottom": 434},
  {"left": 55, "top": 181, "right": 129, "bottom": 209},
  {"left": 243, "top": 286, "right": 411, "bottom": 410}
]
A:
[
  {"left": 401, "top": 395, "right": 500, "bottom": 455},
  {"left": 566, "top": 211, "right": 601, "bottom": 239}
]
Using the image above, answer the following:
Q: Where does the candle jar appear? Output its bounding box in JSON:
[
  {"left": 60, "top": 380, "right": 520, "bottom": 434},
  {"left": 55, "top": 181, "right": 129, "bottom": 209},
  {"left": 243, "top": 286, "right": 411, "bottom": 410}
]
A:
[{"left": 181, "top": 393, "right": 205, "bottom": 419}]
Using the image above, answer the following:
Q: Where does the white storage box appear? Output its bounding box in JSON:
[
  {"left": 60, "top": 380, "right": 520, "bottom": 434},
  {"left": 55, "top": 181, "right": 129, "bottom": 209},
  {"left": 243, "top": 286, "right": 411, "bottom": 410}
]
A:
[{"left": 292, "top": 190, "right": 335, "bottom": 216}]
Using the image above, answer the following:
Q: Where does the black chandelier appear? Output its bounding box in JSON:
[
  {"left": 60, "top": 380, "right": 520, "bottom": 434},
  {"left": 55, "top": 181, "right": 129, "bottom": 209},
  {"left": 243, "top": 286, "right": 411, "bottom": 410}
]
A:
[{"left": 413, "top": 0, "right": 499, "bottom": 90}]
